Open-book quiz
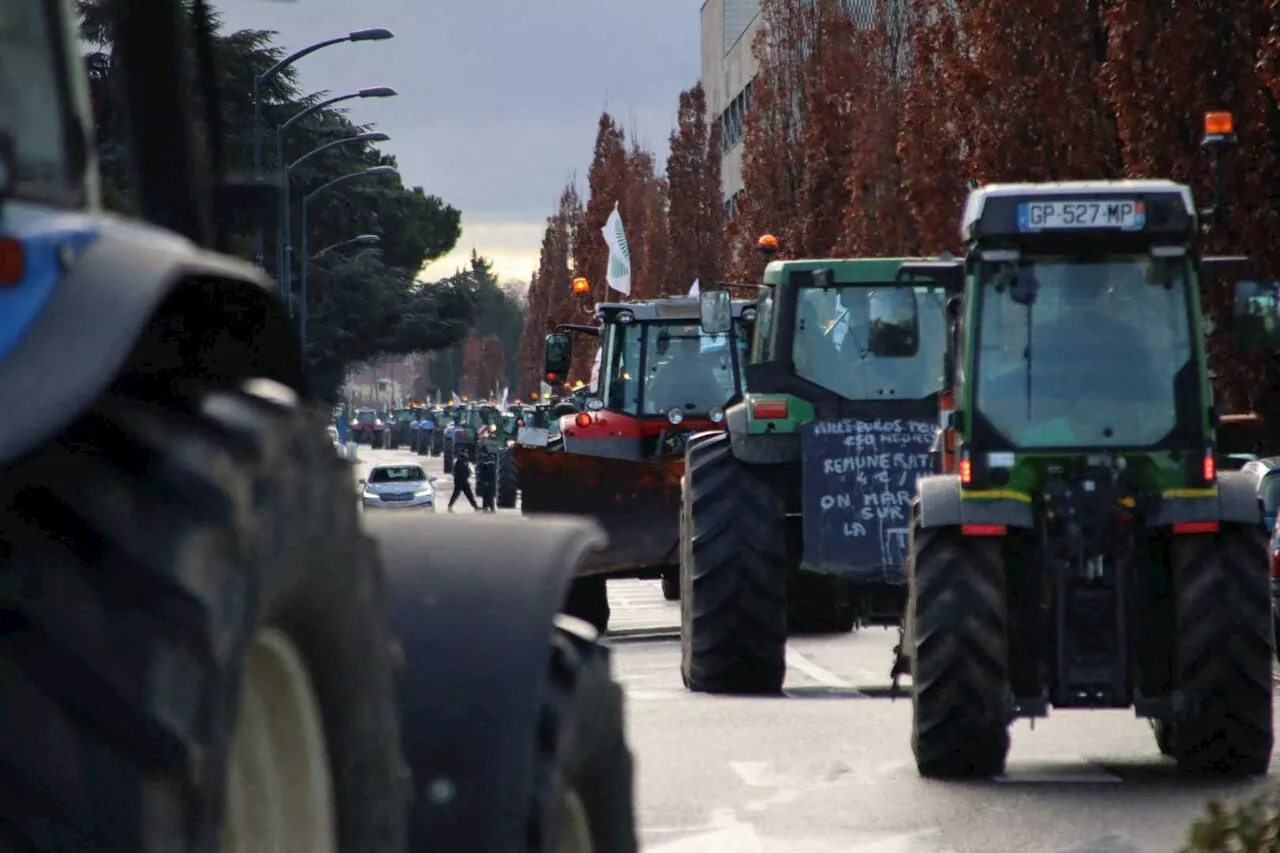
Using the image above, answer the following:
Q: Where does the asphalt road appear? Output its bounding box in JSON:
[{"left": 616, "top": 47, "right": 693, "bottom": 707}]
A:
[{"left": 354, "top": 444, "right": 1277, "bottom": 853}]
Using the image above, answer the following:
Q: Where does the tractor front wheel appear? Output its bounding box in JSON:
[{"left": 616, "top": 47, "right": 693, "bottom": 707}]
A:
[
  {"left": 565, "top": 576, "right": 611, "bottom": 635},
  {"left": 497, "top": 450, "right": 519, "bottom": 508},
  {"left": 680, "top": 432, "right": 787, "bottom": 694},
  {"left": 1165, "top": 527, "right": 1274, "bottom": 775},
  {"left": 910, "top": 521, "right": 1011, "bottom": 778}
]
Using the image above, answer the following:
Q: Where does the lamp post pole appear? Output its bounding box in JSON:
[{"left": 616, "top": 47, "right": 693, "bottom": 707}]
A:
[
  {"left": 299, "top": 167, "right": 399, "bottom": 361},
  {"left": 274, "top": 86, "right": 396, "bottom": 295},
  {"left": 281, "top": 131, "right": 390, "bottom": 315},
  {"left": 250, "top": 28, "right": 394, "bottom": 269}
]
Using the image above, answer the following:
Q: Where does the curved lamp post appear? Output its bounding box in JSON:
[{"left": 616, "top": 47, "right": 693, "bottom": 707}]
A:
[
  {"left": 315, "top": 234, "right": 381, "bottom": 259},
  {"left": 281, "top": 131, "right": 390, "bottom": 315},
  {"left": 299, "top": 166, "right": 399, "bottom": 359},
  {"left": 251, "top": 28, "right": 395, "bottom": 267},
  {"left": 274, "top": 87, "right": 396, "bottom": 279}
]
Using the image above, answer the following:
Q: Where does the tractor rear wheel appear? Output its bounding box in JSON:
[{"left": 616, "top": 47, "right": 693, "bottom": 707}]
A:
[
  {"left": 910, "top": 521, "right": 1010, "bottom": 778},
  {"left": 1165, "top": 527, "right": 1273, "bottom": 775},
  {"left": 680, "top": 432, "right": 787, "bottom": 694},
  {"left": 497, "top": 450, "right": 519, "bottom": 509},
  {"left": 530, "top": 616, "right": 637, "bottom": 853},
  {"left": 443, "top": 446, "right": 455, "bottom": 476},
  {"left": 661, "top": 568, "right": 680, "bottom": 601},
  {"left": 0, "top": 380, "right": 404, "bottom": 853}
]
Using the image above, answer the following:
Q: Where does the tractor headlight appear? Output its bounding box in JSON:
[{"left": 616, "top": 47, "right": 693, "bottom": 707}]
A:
[
  {"left": 667, "top": 408, "right": 684, "bottom": 425},
  {"left": 709, "top": 406, "right": 725, "bottom": 423},
  {"left": 616, "top": 311, "right": 635, "bottom": 325},
  {"left": 741, "top": 308, "right": 757, "bottom": 324}
]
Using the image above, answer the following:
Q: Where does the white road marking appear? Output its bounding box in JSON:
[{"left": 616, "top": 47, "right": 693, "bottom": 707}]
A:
[
  {"left": 785, "top": 648, "right": 854, "bottom": 688},
  {"left": 643, "top": 824, "right": 765, "bottom": 853}
]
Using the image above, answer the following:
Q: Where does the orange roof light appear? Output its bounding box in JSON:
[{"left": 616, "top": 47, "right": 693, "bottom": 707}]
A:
[
  {"left": 574, "top": 412, "right": 592, "bottom": 428},
  {"left": 0, "top": 237, "right": 24, "bottom": 286},
  {"left": 758, "top": 234, "right": 779, "bottom": 251},
  {"left": 572, "top": 277, "right": 591, "bottom": 295},
  {"left": 1204, "top": 111, "right": 1234, "bottom": 136}
]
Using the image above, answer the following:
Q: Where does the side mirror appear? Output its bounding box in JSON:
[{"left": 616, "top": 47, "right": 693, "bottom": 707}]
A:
[
  {"left": 699, "top": 290, "right": 732, "bottom": 334},
  {"left": 357, "top": 478, "right": 366, "bottom": 485},
  {"left": 1231, "top": 280, "right": 1280, "bottom": 351},
  {"left": 868, "top": 288, "right": 920, "bottom": 357},
  {"left": 544, "top": 333, "right": 572, "bottom": 380},
  {"left": 428, "top": 474, "right": 437, "bottom": 482}
]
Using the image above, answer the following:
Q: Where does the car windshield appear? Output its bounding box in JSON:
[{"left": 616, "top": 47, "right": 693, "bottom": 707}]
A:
[
  {"left": 0, "top": 1, "right": 78, "bottom": 204},
  {"left": 973, "top": 254, "right": 1193, "bottom": 448},
  {"left": 601, "top": 320, "right": 746, "bottom": 416},
  {"left": 355, "top": 411, "right": 376, "bottom": 424},
  {"left": 793, "top": 284, "right": 946, "bottom": 400},
  {"left": 369, "top": 466, "right": 426, "bottom": 484}
]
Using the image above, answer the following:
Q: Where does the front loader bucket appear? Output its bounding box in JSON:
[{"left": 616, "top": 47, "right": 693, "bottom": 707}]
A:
[{"left": 514, "top": 445, "right": 683, "bottom": 576}]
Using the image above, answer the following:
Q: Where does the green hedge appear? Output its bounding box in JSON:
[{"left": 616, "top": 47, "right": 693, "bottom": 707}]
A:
[{"left": 1183, "top": 794, "right": 1280, "bottom": 852}]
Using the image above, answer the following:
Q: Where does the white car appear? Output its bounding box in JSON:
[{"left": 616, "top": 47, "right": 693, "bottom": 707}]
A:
[{"left": 359, "top": 463, "right": 437, "bottom": 511}]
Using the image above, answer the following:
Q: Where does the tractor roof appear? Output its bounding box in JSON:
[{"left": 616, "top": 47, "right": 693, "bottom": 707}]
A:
[
  {"left": 962, "top": 180, "right": 1196, "bottom": 244},
  {"left": 762, "top": 257, "right": 936, "bottom": 286},
  {"left": 594, "top": 297, "right": 754, "bottom": 324}
]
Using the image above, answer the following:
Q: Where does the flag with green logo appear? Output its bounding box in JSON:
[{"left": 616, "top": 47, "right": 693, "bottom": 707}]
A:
[{"left": 601, "top": 202, "right": 631, "bottom": 296}]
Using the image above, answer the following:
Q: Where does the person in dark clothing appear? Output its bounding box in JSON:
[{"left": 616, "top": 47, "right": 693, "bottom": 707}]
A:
[
  {"left": 475, "top": 449, "right": 498, "bottom": 512},
  {"left": 448, "top": 448, "right": 481, "bottom": 511}
]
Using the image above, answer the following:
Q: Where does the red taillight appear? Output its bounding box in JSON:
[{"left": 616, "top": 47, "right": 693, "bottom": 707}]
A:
[
  {"left": 752, "top": 399, "right": 789, "bottom": 420},
  {"left": 1271, "top": 550, "right": 1280, "bottom": 579},
  {"left": 574, "top": 412, "right": 592, "bottom": 428},
  {"left": 959, "top": 458, "right": 972, "bottom": 484},
  {"left": 1202, "top": 451, "right": 1216, "bottom": 483},
  {"left": 1172, "top": 520, "right": 1220, "bottom": 535},
  {"left": 961, "top": 523, "right": 1006, "bottom": 537},
  {"left": 0, "top": 237, "right": 24, "bottom": 286},
  {"left": 546, "top": 372, "right": 559, "bottom": 383}
]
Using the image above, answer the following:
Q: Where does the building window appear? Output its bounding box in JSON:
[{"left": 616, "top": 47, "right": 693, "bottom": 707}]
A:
[
  {"left": 725, "top": 190, "right": 745, "bottom": 223},
  {"left": 719, "top": 80, "right": 754, "bottom": 154}
]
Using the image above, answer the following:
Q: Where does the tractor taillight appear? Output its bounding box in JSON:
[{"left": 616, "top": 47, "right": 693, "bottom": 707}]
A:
[
  {"left": 1202, "top": 451, "right": 1216, "bottom": 483},
  {"left": 1172, "top": 520, "right": 1220, "bottom": 535},
  {"left": 1271, "top": 550, "right": 1280, "bottom": 579},
  {"left": 0, "top": 238, "right": 23, "bottom": 286},
  {"left": 959, "top": 457, "right": 972, "bottom": 485},
  {"left": 961, "top": 524, "right": 1005, "bottom": 537},
  {"left": 752, "top": 399, "right": 788, "bottom": 420}
]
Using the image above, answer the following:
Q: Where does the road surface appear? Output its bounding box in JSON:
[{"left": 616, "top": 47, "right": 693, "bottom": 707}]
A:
[{"left": 355, "top": 445, "right": 1275, "bottom": 852}]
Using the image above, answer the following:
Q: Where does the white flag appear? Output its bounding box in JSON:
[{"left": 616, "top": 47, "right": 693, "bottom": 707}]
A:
[
  {"left": 500, "top": 386, "right": 509, "bottom": 409},
  {"left": 601, "top": 203, "right": 631, "bottom": 296},
  {"left": 589, "top": 347, "right": 603, "bottom": 393},
  {"left": 450, "top": 391, "right": 461, "bottom": 405},
  {"left": 688, "top": 279, "right": 700, "bottom": 297}
]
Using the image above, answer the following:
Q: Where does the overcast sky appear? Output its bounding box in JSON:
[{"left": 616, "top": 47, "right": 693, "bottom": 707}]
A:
[{"left": 217, "top": 0, "right": 702, "bottom": 282}]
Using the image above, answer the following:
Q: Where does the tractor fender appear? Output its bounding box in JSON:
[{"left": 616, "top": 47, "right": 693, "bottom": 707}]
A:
[
  {"left": 915, "top": 473, "right": 1035, "bottom": 530},
  {"left": 725, "top": 400, "right": 799, "bottom": 465},
  {"left": 0, "top": 213, "right": 300, "bottom": 464},
  {"left": 368, "top": 513, "right": 608, "bottom": 853}
]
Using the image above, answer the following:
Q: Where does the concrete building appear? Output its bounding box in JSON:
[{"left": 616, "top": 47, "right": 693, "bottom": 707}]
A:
[{"left": 700, "top": 0, "right": 761, "bottom": 223}]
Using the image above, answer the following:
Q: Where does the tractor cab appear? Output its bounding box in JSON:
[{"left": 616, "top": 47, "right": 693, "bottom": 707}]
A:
[{"left": 543, "top": 296, "right": 754, "bottom": 460}]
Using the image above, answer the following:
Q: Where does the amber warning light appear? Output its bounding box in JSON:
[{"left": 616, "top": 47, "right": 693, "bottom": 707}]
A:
[
  {"left": 572, "top": 277, "right": 590, "bottom": 295},
  {"left": 1204, "top": 111, "right": 1234, "bottom": 136}
]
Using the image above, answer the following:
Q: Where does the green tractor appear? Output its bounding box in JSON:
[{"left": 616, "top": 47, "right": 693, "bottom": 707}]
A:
[
  {"left": 442, "top": 404, "right": 488, "bottom": 473},
  {"left": 683, "top": 250, "right": 951, "bottom": 693},
  {"left": 475, "top": 405, "right": 520, "bottom": 508},
  {"left": 894, "top": 114, "right": 1273, "bottom": 778}
]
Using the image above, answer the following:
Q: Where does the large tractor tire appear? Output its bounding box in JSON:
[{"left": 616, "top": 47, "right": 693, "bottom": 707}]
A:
[
  {"left": 430, "top": 431, "right": 444, "bottom": 456},
  {"left": 443, "top": 444, "right": 455, "bottom": 477},
  {"left": 1161, "top": 527, "right": 1274, "bottom": 775},
  {"left": 565, "top": 576, "right": 610, "bottom": 635},
  {"left": 497, "top": 450, "right": 519, "bottom": 509},
  {"left": 0, "top": 379, "right": 404, "bottom": 853},
  {"left": 910, "top": 520, "right": 1011, "bottom": 778},
  {"left": 680, "top": 431, "right": 788, "bottom": 694},
  {"left": 661, "top": 568, "right": 680, "bottom": 601}
]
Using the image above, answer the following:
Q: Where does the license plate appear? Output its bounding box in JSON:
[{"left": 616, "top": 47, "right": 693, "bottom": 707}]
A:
[
  {"left": 1017, "top": 200, "right": 1145, "bottom": 232},
  {"left": 381, "top": 493, "right": 414, "bottom": 501}
]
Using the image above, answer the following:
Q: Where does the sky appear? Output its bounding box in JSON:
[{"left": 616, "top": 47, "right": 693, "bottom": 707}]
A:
[{"left": 217, "top": 0, "right": 702, "bottom": 283}]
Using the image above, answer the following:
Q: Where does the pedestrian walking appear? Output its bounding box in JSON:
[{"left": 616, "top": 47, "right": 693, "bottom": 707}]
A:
[
  {"left": 476, "top": 449, "right": 497, "bottom": 512},
  {"left": 448, "top": 448, "right": 481, "bottom": 511},
  {"left": 421, "top": 410, "right": 437, "bottom": 456}
]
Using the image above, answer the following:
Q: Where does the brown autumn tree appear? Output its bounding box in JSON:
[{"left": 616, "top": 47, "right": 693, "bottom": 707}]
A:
[
  {"left": 726, "top": 0, "right": 818, "bottom": 279},
  {"left": 667, "top": 82, "right": 724, "bottom": 291},
  {"left": 457, "top": 333, "right": 485, "bottom": 397},
  {"left": 516, "top": 183, "right": 584, "bottom": 395},
  {"left": 1102, "top": 0, "right": 1276, "bottom": 412},
  {"left": 622, "top": 140, "right": 669, "bottom": 299}
]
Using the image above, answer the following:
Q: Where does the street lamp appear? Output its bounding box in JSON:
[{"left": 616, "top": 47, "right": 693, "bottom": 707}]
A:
[
  {"left": 281, "top": 131, "right": 390, "bottom": 314},
  {"left": 275, "top": 87, "right": 397, "bottom": 279},
  {"left": 314, "top": 234, "right": 381, "bottom": 259},
  {"left": 299, "top": 166, "right": 399, "bottom": 360},
  {"left": 251, "top": 28, "right": 395, "bottom": 267}
]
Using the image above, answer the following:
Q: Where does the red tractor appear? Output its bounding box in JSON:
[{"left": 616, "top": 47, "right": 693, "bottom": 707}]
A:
[{"left": 515, "top": 290, "right": 756, "bottom": 631}]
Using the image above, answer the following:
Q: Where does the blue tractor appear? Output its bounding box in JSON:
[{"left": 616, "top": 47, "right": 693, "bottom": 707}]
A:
[{"left": 0, "top": 2, "right": 636, "bottom": 851}]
